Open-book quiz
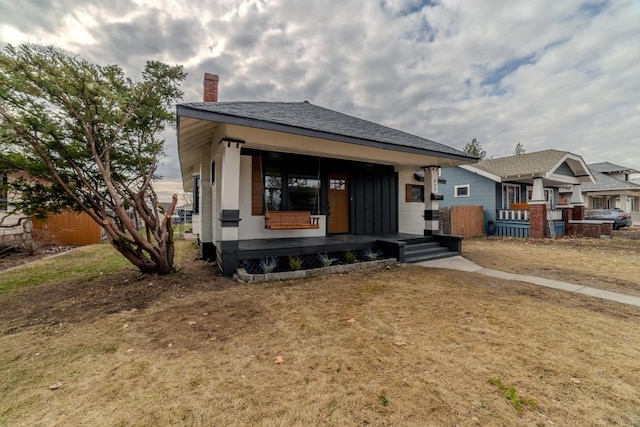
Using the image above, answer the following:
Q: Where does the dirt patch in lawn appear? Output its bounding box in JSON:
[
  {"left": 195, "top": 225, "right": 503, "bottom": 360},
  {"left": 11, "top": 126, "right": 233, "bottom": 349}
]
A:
[
  {"left": 2, "top": 242, "right": 640, "bottom": 426},
  {"left": 463, "top": 232, "right": 640, "bottom": 297}
]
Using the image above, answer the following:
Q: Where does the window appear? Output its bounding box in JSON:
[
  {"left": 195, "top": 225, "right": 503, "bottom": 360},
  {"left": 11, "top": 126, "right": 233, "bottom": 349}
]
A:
[
  {"left": 288, "top": 172, "right": 320, "bottom": 212},
  {"left": 211, "top": 161, "right": 215, "bottom": 184},
  {"left": 193, "top": 175, "right": 200, "bottom": 214},
  {"left": 526, "top": 187, "right": 554, "bottom": 207},
  {"left": 592, "top": 196, "right": 603, "bottom": 209},
  {"left": 454, "top": 184, "right": 470, "bottom": 198},
  {"left": 502, "top": 183, "right": 521, "bottom": 209},
  {"left": 253, "top": 153, "right": 321, "bottom": 215},
  {"left": 405, "top": 184, "right": 424, "bottom": 202},
  {"left": 330, "top": 178, "right": 346, "bottom": 190},
  {"left": 0, "top": 174, "right": 7, "bottom": 211}
]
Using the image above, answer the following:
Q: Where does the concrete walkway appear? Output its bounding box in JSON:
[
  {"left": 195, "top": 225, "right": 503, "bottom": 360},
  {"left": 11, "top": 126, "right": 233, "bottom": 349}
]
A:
[{"left": 418, "top": 256, "right": 640, "bottom": 307}]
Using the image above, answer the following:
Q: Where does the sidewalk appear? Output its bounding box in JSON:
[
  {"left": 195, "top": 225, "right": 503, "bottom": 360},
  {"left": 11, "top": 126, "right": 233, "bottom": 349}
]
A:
[{"left": 418, "top": 256, "right": 640, "bottom": 307}]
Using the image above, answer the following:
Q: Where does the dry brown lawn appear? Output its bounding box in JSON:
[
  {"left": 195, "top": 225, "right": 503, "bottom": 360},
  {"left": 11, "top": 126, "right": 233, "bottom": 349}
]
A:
[
  {"left": 463, "top": 229, "right": 640, "bottom": 297},
  {"left": 2, "top": 237, "right": 640, "bottom": 426}
]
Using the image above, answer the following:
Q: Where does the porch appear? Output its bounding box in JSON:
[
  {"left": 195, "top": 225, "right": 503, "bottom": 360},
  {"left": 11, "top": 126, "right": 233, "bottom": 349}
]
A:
[
  {"left": 494, "top": 208, "right": 565, "bottom": 238},
  {"left": 232, "top": 233, "right": 463, "bottom": 275}
]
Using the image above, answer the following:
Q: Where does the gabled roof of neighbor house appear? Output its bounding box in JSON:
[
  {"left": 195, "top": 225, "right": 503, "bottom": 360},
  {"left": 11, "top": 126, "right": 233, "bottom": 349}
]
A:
[
  {"left": 575, "top": 170, "right": 640, "bottom": 193},
  {"left": 588, "top": 162, "right": 640, "bottom": 175},
  {"left": 177, "top": 101, "right": 477, "bottom": 162},
  {"left": 459, "top": 149, "right": 594, "bottom": 185}
]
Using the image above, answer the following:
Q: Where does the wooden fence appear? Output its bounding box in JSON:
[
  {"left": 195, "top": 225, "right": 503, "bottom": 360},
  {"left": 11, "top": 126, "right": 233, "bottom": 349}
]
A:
[
  {"left": 439, "top": 205, "right": 484, "bottom": 238},
  {"left": 32, "top": 211, "right": 102, "bottom": 245}
]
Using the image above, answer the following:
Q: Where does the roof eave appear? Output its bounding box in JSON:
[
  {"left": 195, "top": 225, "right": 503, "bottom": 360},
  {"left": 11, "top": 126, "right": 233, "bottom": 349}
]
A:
[{"left": 176, "top": 105, "right": 478, "bottom": 165}]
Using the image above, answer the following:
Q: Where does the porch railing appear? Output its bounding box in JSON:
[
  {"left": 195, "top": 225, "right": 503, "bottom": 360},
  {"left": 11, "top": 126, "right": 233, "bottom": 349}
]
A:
[{"left": 497, "top": 208, "right": 563, "bottom": 222}]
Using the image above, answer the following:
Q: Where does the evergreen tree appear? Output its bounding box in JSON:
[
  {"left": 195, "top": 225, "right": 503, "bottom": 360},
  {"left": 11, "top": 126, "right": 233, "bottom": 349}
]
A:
[
  {"left": 0, "top": 44, "right": 187, "bottom": 274},
  {"left": 463, "top": 138, "right": 487, "bottom": 160}
]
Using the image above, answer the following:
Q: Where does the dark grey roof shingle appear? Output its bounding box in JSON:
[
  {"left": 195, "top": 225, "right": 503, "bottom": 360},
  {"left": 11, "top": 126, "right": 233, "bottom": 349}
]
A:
[
  {"left": 178, "top": 101, "right": 476, "bottom": 161},
  {"left": 581, "top": 170, "right": 640, "bottom": 192},
  {"left": 471, "top": 149, "right": 569, "bottom": 178},
  {"left": 589, "top": 162, "right": 640, "bottom": 174}
]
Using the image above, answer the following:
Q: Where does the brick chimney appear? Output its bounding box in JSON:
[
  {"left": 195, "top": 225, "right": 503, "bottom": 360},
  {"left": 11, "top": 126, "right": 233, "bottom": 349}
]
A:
[{"left": 203, "top": 73, "right": 219, "bottom": 102}]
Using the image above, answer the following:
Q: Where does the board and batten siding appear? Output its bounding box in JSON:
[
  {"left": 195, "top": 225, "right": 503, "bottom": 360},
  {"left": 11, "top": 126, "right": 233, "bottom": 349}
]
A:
[{"left": 439, "top": 167, "right": 497, "bottom": 229}]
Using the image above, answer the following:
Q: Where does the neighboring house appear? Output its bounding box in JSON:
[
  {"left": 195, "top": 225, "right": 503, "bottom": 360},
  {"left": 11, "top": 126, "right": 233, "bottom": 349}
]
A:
[
  {"left": 561, "top": 162, "right": 640, "bottom": 224},
  {"left": 0, "top": 173, "right": 32, "bottom": 244},
  {"left": 438, "top": 150, "right": 595, "bottom": 238},
  {"left": 177, "top": 73, "right": 477, "bottom": 276},
  {"left": 176, "top": 204, "right": 193, "bottom": 223}
]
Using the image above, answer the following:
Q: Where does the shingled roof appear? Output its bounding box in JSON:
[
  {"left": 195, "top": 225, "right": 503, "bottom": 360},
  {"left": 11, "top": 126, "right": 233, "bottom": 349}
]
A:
[
  {"left": 460, "top": 149, "right": 594, "bottom": 186},
  {"left": 578, "top": 170, "right": 640, "bottom": 192},
  {"left": 589, "top": 162, "right": 640, "bottom": 175},
  {"left": 177, "top": 101, "right": 476, "bottom": 162},
  {"left": 471, "top": 149, "right": 570, "bottom": 179}
]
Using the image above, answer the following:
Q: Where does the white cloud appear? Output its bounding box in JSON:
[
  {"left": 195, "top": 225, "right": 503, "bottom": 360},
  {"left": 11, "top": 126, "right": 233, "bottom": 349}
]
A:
[{"left": 1, "top": 0, "right": 639, "bottom": 202}]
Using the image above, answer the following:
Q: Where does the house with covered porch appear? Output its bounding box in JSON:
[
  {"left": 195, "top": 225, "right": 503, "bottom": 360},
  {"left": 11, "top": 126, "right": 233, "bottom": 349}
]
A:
[
  {"left": 438, "top": 150, "right": 595, "bottom": 238},
  {"left": 177, "top": 74, "right": 477, "bottom": 276},
  {"left": 560, "top": 162, "right": 640, "bottom": 224}
]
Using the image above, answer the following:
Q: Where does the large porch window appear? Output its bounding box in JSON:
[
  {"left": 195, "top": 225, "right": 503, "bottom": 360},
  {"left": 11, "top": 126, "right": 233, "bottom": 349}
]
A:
[
  {"left": 255, "top": 153, "right": 321, "bottom": 215},
  {"left": 502, "top": 183, "right": 521, "bottom": 209}
]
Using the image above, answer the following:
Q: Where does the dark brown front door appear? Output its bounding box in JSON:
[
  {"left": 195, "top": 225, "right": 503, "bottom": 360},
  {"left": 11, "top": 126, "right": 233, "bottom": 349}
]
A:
[{"left": 328, "top": 173, "right": 349, "bottom": 233}]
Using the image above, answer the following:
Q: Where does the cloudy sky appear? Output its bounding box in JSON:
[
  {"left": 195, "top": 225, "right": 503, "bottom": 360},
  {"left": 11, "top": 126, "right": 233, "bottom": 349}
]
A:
[{"left": 1, "top": 0, "right": 639, "bottom": 201}]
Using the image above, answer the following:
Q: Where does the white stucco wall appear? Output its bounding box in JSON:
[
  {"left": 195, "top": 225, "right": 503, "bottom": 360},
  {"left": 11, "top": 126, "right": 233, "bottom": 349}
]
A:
[{"left": 397, "top": 168, "right": 424, "bottom": 235}]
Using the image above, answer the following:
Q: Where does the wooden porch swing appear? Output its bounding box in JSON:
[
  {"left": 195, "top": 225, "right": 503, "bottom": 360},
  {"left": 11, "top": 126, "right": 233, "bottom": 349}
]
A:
[{"left": 260, "top": 154, "right": 320, "bottom": 230}]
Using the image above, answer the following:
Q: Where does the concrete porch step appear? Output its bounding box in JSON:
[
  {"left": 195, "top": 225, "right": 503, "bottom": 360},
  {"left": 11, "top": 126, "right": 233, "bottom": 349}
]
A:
[{"left": 405, "top": 247, "right": 457, "bottom": 263}]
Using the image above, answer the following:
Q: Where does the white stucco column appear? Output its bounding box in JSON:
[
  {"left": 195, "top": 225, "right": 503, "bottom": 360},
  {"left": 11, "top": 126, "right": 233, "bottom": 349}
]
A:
[
  {"left": 530, "top": 177, "right": 545, "bottom": 204},
  {"left": 212, "top": 149, "right": 223, "bottom": 245},
  {"left": 217, "top": 140, "right": 243, "bottom": 276},
  {"left": 619, "top": 192, "right": 628, "bottom": 212},
  {"left": 219, "top": 141, "right": 242, "bottom": 242},
  {"left": 423, "top": 166, "right": 440, "bottom": 236},
  {"left": 200, "top": 146, "right": 213, "bottom": 244},
  {"left": 570, "top": 184, "right": 585, "bottom": 205}
]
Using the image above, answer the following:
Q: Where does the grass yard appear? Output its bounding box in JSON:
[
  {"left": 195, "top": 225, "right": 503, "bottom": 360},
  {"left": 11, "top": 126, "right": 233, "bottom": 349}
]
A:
[{"left": 1, "top": 238, "right": 640, "bottom": 426}]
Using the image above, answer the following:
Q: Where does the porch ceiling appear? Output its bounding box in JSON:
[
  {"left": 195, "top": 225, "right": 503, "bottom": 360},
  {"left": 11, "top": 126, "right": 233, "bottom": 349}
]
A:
[{"left": 178, "top": 117, "right": 217, "bottom": 191}]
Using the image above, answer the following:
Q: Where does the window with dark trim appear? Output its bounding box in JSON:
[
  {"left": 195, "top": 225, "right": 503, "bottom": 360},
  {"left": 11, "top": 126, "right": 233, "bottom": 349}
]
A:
[
  {"left": 193, "top": 175, "right": 200, "bottom": 214},
  {"left": 405, "top": 184, "right": 424, "bottom": 202},
  {"left": 252, "top": 154, "right": 321, "bottom": 215},
  {"left": 454, "top": 184, "right": 470, "bottom": 197}
]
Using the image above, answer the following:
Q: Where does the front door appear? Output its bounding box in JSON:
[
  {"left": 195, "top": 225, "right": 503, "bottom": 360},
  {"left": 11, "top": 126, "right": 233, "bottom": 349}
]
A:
[{"left": 328, "top": 172, "right": 349, "bottom": 233}]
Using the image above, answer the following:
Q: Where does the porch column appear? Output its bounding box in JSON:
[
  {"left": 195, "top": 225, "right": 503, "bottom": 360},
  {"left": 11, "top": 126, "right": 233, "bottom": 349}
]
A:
[
  {"left": 619, "top": 192, "right": 628, "bottom": 212},
  {"left": 219, "top": 140, "right": 243, "bottom": 276},
  {"left": 570, "top": 184, "right": 585, "bottom": 220},
  {"left": 529, "top": 177, "right": 547, "bottom": 239},
  {"left": 199, "top": 145, "right": 214, "bottom": 260},
  {"left": 422, "top": 166, "right": 440, "bottom": 236}
]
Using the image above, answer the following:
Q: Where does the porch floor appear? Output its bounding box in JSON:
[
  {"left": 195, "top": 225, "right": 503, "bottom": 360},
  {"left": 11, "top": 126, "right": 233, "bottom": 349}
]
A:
[{"left": 237, "top": 233, "right": 424, "bottom": 259}]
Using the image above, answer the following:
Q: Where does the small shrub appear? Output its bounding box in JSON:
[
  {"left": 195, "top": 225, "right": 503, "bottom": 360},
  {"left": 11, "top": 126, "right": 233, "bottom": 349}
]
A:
[
  {"left": 344, "top": 250, "right": 358, "bottom": 264},
  {"left": 317, "top": 252, "right": 339, "bottom": 267},
  {"left": 362, "top": 248, "right": 383, "bottom": 261},
  {"left": 259, "top": 256, "right": 278, "bottom": 273},
  {"left": 378, "top": 394, "right": 389, "bottom": 406},
  {"left": 288, "top": 255, "right": 302, "bottom": 271},
  {"left": 488, "top": 377, "right": 537, "bottom": 413}
]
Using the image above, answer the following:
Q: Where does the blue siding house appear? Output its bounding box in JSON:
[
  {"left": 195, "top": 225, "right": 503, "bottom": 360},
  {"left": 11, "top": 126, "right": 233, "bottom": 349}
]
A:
[{"left": 438, "top": 150, "right": 595, "bottom": 237}]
